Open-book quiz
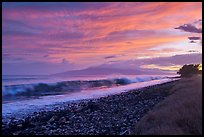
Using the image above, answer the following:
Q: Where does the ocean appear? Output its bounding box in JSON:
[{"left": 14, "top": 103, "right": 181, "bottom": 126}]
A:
[{"left": 2, "top": 74, "right": 179, "bottom": 119}]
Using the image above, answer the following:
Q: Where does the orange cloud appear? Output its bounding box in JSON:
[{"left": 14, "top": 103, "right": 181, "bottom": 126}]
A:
[
  {"left": 2, "top": 2, "right": 202, "bottom": 67},
  {"left": 141, "top": 64, "right": 182, "bottom": 71}
]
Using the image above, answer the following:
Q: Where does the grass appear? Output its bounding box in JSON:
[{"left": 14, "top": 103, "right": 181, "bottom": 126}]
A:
[{"left": 131, "top": 75, "right": 202, "bottom": 135}]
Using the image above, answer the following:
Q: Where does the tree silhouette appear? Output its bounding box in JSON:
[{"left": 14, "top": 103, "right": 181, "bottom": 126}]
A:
[{"left": 177, "top": 64, "right": 201, "bottom": 77}]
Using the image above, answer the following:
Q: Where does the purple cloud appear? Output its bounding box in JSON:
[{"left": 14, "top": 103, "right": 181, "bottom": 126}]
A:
[
  {"left": 175, "top": 24, "right": 202, "bottom": 33},
  {"left": 144, "top": 53, "right": 202, "bottom": 66},
  {"left": 104, "top": 55, "right": 117, "bottom": 59},
  {"left": 2, "top": 61, "right": 77, "bottom": 75},
  {"left": 100, "top": 53, "right": 202, "bottom": 69},
  {"left": 188, "top": 36, "right": 200, "bottom": 40},
  {"left": 188, "top": 50, "right": 199, "bottom": 53},
  {"left": 189, "top": 40, "right": 196, "bottom": 43},
  {"left": 43, "top": 54, "right": 49, "bottom": 58}
]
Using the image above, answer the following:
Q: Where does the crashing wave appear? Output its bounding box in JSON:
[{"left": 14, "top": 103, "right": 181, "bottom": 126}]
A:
[{"left": 2, "top": 75, "right": 166, "bottom": 97}]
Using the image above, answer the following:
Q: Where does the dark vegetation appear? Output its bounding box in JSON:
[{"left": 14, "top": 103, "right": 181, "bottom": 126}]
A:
[
  {"left": 132, "top": 76, "right": 202, "bottom": 135},
  {"left": 132, "top": 64, "right": 202, "bottom": 135},
  {"left": 177, "top": 64, "right": 202, "bottom": 77}
]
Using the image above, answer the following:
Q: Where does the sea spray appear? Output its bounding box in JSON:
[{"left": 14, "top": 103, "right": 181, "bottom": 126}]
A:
[{"left": 2, "top": 75, "right": 166, "bottom": 97}]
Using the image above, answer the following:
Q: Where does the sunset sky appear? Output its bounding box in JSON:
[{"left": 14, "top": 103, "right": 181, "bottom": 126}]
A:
[{"left": 2, "top": 2, "right": 202, "bottom": 75}]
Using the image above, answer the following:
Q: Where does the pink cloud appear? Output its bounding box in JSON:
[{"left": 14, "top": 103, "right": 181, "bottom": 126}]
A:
[{"left": 2, "top": 2, "right": 202, "bottom": 74}]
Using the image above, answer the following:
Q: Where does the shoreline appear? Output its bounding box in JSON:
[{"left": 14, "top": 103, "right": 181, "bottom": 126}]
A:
[
  {"left": 2, "top": 78, "right": 176, "bottom": 120},
  {"left": 2, "top": 79, "right": 179, "bottom": 135}
]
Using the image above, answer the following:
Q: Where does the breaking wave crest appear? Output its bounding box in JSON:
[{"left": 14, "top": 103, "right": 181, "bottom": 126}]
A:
[{"left": 2, "top": 75, "right": 166, "bottom": 97}]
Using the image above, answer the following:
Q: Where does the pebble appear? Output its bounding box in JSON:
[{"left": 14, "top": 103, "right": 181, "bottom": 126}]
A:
[{"left": 2, "top": 81, "right": 176, "bottom": 135}]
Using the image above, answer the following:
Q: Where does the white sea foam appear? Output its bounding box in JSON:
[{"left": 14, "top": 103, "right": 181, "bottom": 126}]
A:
[
  {"left": 2, "top": 77, "right": 179, "bottom": 120},
  {"left": 2, "top": 74, "right": 176, "bottom": 96}
]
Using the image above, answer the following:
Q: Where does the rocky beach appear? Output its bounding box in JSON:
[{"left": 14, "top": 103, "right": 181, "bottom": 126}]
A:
[{"left": 2, "top": 80, "right": 178, "bottom": 135}]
